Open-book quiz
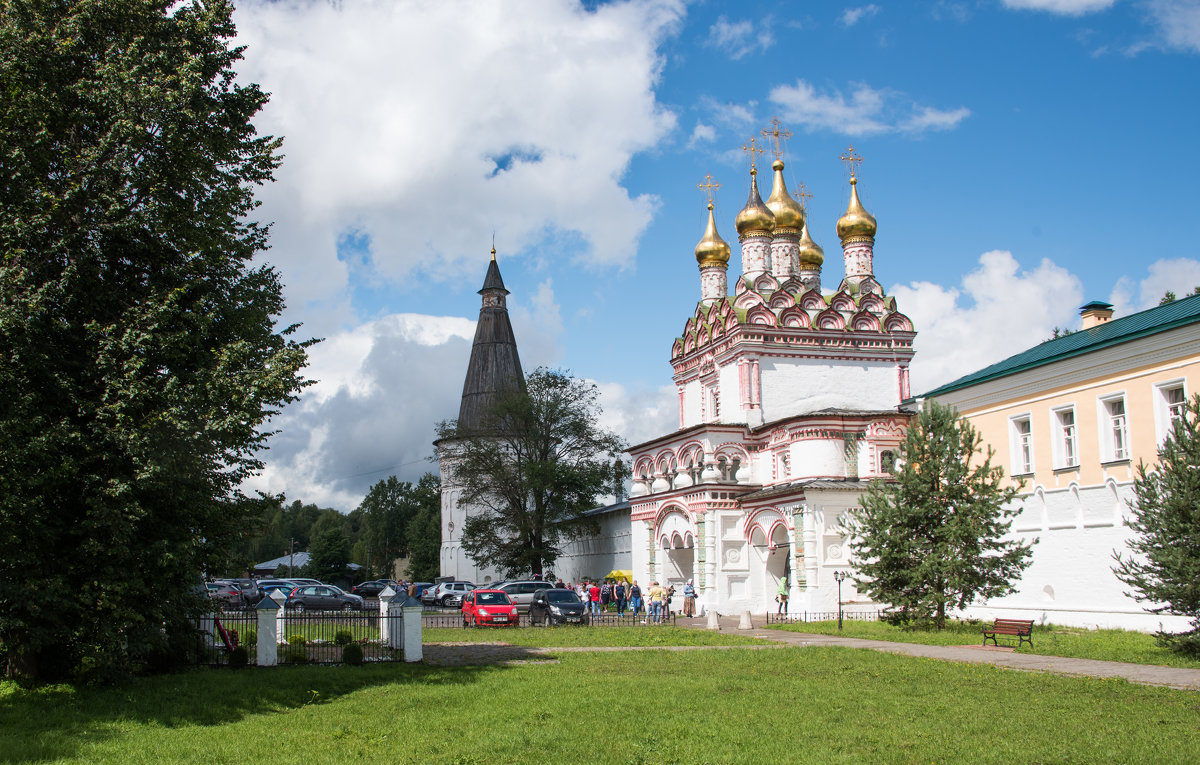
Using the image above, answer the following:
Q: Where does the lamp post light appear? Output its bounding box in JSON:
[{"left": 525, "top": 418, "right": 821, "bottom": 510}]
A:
[{"left": 833, "top": 570, "right": 847, "bottom": 630}]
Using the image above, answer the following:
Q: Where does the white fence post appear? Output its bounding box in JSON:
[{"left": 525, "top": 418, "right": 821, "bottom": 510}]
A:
[
  {"left": 379, "top": 586, "right": 398, "bottom": 648},
  {"left": 257, "top": 594, "right": 283, "bottom": 667},
  {"left": 401, "top": 595, "right": 423, "bottom": 663}
]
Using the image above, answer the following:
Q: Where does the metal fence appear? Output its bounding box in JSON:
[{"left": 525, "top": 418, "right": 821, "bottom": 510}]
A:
[
  {"left": 419, "top": 608, "right": 678, "bottom": 629},
  {"left": 198, "top": 607, "right": 406, "bottom": 666},
  {"left": 763, "top": 610, "right": 882, "bottom": 625}
]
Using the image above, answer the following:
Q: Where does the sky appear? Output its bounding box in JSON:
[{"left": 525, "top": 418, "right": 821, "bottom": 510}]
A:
[{"left": 230, "top": 0, "right": 1200, "bottom": 512}]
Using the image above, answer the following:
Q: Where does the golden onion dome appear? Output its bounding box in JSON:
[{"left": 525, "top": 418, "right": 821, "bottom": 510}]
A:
[
  {"left": 734, "top": 167, "right": 775, "bottom": 237},
  {"left": 694, "top": 202, "right": 731, "bottom": 268},
  {"left": 765, "top": 159, "right": 805, "bottom": 231},
  {"left": 796, "top": 222, "right": 824, "bottom": 267},
  {"left": 836, "top": 176, "right": 877, "bottom": 242}
]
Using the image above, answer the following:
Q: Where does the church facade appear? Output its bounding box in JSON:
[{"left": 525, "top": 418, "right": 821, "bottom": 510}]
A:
[{"left": 627, "top": 138, "right": 916, "bottom": 616}]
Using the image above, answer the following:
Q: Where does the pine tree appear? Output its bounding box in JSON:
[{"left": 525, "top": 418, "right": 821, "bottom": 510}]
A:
[
  {"left": 1113, "top": 394, "right": 1200, "bottom": 656},
  {"left": 847, "top": 401, "right": 1032, "bottom": 629}
]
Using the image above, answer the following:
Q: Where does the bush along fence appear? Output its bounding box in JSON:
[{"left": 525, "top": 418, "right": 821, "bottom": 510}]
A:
[{"left": 198, "top": 587, "right": 423, "bottom": 666}]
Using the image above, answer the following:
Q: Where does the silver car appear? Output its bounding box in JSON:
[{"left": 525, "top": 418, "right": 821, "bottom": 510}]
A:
[
  {"left": 424, "top": 581, "right": 476, "bottom": 608},
  {"left": 498, "top": 581, "right": 553, "bottom": 613}
]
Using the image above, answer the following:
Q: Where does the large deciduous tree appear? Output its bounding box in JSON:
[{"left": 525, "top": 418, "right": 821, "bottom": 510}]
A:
[
  {"left": 847, "top": 402, "right": 1032, "bottom": 629},
  {"left": 356, "top": 473, "right": 440, "bottom": 579},
  {"left": 435, "top": 368, "right": 626, "bottom": 578},
  {"left": 1113, "top": 394, "right": 1200, "bottom": 656},
  {"left": 0, "top": 0, "right": 309, "bottom": 680}
]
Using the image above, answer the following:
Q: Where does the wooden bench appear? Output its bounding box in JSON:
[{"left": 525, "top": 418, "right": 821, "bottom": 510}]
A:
[{"left": 982, "top": 618, "right": 1034, "bottom": 648}]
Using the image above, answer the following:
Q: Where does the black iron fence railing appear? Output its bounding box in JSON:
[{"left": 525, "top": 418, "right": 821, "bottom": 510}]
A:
[
  {"left": 197, "top": 607, "right": 406, "bottom": 665},
  {"left": 419, "top": 609, "right": 679, "bottom": 629},
  {"left": 763, "top": 610, "right": 881, "bottom": 625}
]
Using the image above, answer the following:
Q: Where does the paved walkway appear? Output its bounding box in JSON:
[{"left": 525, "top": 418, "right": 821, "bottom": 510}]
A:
[{"left": 678, "top": 613, "right": 1200, "bottom": 691}]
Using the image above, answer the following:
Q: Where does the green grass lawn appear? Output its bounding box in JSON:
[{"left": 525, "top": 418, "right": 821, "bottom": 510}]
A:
[
  {"left": 767, "top": 619, "right": 1200, "bottom": 669},
  {"left": 423, "top": 625, "right": 770, "bottom": 647},
  {"left": 2, "top": 647, "right": 1198, "bottom": 764}
]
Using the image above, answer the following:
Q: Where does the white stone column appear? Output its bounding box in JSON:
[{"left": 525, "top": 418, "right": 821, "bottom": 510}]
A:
[
  {"left": 402, "top": 596, "right": 423, "bottom": 662},
  {"left": 259, "top": 590, "right": 287, "bottom": 667},
  {"left": 379, "top": 586, "right": 397, "bottom": 647}
]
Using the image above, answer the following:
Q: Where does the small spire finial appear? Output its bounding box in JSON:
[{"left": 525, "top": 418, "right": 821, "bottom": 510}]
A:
[
  {"left": 840, "top": 144, "right": 864, "bottom": 180},
  {"left": 697, "top": 173, "right": 720, "bottom": 205},
  {"left": 490, "top": 231, "right": 496, "bottom": 261},
  {"left": 741, "top": 136, "right": 765, "bottom": 172},
  {"left": 797, "top": 182, "right": 813, "bottom": 210},
  {"left": 760, "top": 117, "right": 792, "bottom": 161}
]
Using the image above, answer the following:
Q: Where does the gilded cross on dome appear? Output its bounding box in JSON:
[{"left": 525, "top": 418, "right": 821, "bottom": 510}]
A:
[
  {"left": 761, "top": 117, "right": 792, "bottom": 160},
  {"left": 741, "top": 136, "right": 764, "bottom": 171},
  {"left": 697, "top": 173, "right": 720, "bottom": 205},
  {"left": 840, "top": 145, "right": 864, "bottom": 179},
  {"left": 797, "top": 182, "right": 813, "bottom": 210}
]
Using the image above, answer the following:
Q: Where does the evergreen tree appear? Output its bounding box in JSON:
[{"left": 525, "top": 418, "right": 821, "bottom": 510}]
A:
[
  {"left": 847, "top": 401, "right": 1032, "bottom": 629},
  {"left": 435, "top": 368, "right": 625, "bottom": 578},
  {"left": 1113, "top": 394, "right": 1200, "bottom": 656},
  {"left": 0, "top": 0, "right": 309, "bottom": 679}
]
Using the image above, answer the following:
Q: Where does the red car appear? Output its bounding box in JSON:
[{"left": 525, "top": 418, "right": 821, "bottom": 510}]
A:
[{"left": 461, "top": 589, "right": 518, "bottom": 627}]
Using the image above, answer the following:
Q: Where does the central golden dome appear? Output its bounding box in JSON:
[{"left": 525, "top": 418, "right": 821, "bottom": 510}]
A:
[
  {"left": 765, "top": 159, "right": 804, "bottom": 232},
  {"left": 734, "top": 168, "right": 775, "bottom": 238},
  {"left": 695, "top": 202, "right": 731, "bottom": 267},
  {"left": 836, "top": 176, "right": 877, "bottom": 242}
]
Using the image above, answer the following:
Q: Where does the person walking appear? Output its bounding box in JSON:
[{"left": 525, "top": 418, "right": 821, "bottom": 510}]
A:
[
  {"left": 600, "top": 580, "right": 612, "bottom": 612},
  {"left": 588, "top": 580, "right": 601, "bottom": 618},
  {"left": 629, "top": 580, "right": 643, "bottom": 620},
  {"left": 682, "top": 579, "right": 696, "bottom": 617},
  {"left": 776, "top": 577, "right": 789, "bottom": 614},
  {"left": 647, "top": 581, "right": 665, "bottom": 624},
  {"left": 614, "top": 580, "right": 628, "bottom": 616}
]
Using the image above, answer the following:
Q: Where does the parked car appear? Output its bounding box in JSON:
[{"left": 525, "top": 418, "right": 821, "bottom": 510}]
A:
[
  {"left": 422, "top": 581, "right": 476, "bottom": 607},
  {"left": 412, "top": 582, "right": 434, "bottom": 598},
  {"left": 206, "top": 582, "right": 243, "bottom": 608},
  {"left": 528, "top": 588, "right": 587, "bottom": 625},
  {"left": 497, "top": 580, "right": 554, "bottom": 613},
  {"left": 461, "top": 589, "right": 518, "bottom": 627},
  {"left": 215, "top": 577, "right": 261, "bottom": 607},
  {"left": 285, "top": 584, "right": 366, "bottom": 612},
  {"left": 351, "top": 580, "right": 392, "bottom": 598}
]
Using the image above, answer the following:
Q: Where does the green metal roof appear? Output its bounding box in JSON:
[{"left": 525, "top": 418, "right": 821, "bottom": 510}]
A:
[{"left": 922, "top": 293, "right": 1200, "bottom": 398}]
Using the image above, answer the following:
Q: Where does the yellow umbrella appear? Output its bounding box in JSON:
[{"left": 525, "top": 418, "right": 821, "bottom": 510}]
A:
[{"left": 604, "top": 569, "right": 632, "bottom": 582}]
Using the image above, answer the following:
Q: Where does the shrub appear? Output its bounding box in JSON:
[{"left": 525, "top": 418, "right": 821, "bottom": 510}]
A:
[
  {"left": 228, "top": 645, "right": 249, "bottom": 669},
  {"left": 283, "top": 645, "right": 309, "bottom": 664},
  {"left": 242, "top": 629, "right": 257, "bottom": 647},
  {"left": 334, "top": 630, "right": 354, "bottom": 646},
  {"left": 287, "top": 634, "right": 307, "bottom": 646},
  {"left": 341, "top": 644, "right": 364, "bottom": 665}
]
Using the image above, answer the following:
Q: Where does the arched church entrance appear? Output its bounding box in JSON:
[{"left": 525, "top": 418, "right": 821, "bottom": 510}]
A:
[
  {"left": 656, "top": 509, "right": 695, "bottom": 590},
  {"left": 748, "top": 514, "right": 790, "bottom": 611}
]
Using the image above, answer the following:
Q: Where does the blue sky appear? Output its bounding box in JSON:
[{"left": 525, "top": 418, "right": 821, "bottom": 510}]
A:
[{"left": 231, "top": 0, "right": 1200, "bottom": 511}]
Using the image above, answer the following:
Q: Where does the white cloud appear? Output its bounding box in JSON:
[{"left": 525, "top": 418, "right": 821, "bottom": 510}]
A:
[
  {"left": 892, "top": 251, "right": 1083, "bottom": 393},
  {"left": 1001, "top": 0, "right": 1115, "bottom": 14},
  {"left": 234, "top": 0, "right": 683, "bottom": 334},
  {"left": 596, "top": 382, "right": 678, "bottom": 449},
  {"left": 688, "top": 122, "right": 717, "bottom": 148},
  {"left": 769, "top": 79, "right": 970, "bottom": 136},
  {"left": 705, "top": 15, "right": 776, "bottom": 60},
  {"left": 1108, "top": 258, "right": 1200, "bottom": 316},
  {"left": 1145, "top": 0, "right": 1200, "bottom": 53},
  {"left": 841, "top": 4, "right": 881, "bottom": 26}
]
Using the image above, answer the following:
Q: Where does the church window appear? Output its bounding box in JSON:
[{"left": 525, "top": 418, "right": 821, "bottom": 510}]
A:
[
  {"left": 1052, "top": 406, "right": 1077, "bottom": 469},
  {"left": 1010, "top": 415, "right": 1033, "bottom": 475},
  {"left": 879, "top": 449, "right": 896, "bottom": 474},
  {"left": 1098, "top": 395, "right": 1128, "bottom": 461},
  {"left": 710, "top": 388, "right": 721, "bottom": 420}
]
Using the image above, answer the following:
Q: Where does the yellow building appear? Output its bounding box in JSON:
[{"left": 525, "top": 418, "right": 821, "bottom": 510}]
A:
[{"left": 923, "top": 295, "right": 1200, "bottom": 631}]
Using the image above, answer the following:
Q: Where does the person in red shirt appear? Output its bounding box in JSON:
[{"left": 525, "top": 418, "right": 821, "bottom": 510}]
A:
[{"left": 587, "top": 581, "right": 601, "bottom": 617}]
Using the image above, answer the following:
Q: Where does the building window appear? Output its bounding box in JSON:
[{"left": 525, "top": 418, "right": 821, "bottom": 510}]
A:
[
  {"left": 1010, "top": 415, "right": 1033, "bottom": 474},
  {"left": 1155, "top": 381, "right": 1187, "bottom": 445},
  {"left": 778, "top": 451, "right": 790, "bottom": 480},
  {"left": 709, "top": 387, "right": 720, "bottom": 421},
  {"left": 879, "top": 449, "right": 896, "bottom": 474},
  {"left": 1100, "top": 395, "right": 1129, "bottom": 461},
  {"left": 1052, "top": 407, "right": 1077, "bottom": 469}
]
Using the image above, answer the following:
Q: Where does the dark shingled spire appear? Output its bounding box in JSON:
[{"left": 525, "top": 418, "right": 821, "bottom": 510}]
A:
[{"left": 457, "top": 255, "right": 524, "bottom": 432}]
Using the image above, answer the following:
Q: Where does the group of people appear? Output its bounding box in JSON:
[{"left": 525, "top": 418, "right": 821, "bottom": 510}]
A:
[{"left": 564, "top": 578, "right": 700, "bottom": 622}]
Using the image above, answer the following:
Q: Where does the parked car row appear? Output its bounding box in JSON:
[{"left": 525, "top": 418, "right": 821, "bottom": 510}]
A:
[{"left": 459, "top": 587, "right": 587, "bottom": 628}]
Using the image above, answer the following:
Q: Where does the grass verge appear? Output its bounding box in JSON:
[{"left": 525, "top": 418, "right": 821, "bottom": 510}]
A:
[
  {"left": 1, "top": 647, "right": 1197, "bottom": 764},
  {"left": 423, "top": 625, "right": 770, "bottom": 647},
  {"left": 766, "top": 619, "right": 1200, "bottom": 668}
]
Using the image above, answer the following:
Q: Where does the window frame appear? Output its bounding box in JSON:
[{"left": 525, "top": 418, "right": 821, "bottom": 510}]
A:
[
  {"left": 1009, "top": 413, "right": 1034, "bottom": 476},
  {"left": 1154, "top": 379, "right": 1187, "bottom": 446},
  {"left": 1097, "top": 393, "right": 1130, "bottom": 463},
  {"left": 1050, "top": 405, "right": 1078, "bottom": 470}
]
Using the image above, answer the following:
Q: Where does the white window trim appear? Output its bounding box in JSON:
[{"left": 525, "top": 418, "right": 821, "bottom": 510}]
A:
[
  {"left": 1097, "top": 393, "right": 1129, "bottom": 463},
  {"left": 1009, "top": 413, "right": 1034, "bottom": 476},
  {"left": 1153, "top": 379, "right": 1187, "bottom": 446},
  {"left": 1050, "top": 405, "right": 1078, "bottom": 470}
]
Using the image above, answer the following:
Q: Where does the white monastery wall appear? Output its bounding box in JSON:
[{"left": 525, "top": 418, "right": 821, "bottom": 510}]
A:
[
  {"left": 553, "top": 510, "right": 633, "bottom": 584},
  {"left": 759, "top": 360, "right": 898, "bottom": 420}
]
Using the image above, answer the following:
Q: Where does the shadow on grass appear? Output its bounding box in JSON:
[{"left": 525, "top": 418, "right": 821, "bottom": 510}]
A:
[{"left": 0, "top": 647, "right": 554, "bottom": 763}]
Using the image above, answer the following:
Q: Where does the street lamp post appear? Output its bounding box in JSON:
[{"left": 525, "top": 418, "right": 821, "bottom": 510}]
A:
[{"left": 833, "top": 570, "right": 847, "bottom": 630}]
